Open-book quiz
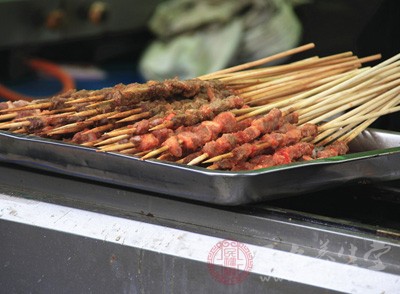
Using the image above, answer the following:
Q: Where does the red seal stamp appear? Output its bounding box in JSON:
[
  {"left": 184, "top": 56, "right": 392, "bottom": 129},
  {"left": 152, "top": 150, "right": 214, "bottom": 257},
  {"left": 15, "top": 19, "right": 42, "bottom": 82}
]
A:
[{"left": 207, "top": 240, "right": 254, "bottom": 285}]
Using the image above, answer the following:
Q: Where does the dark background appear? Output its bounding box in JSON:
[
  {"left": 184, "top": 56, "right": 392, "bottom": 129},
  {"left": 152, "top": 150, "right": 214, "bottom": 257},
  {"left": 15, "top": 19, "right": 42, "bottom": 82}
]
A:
[
  {"left": 294, "top": 0, "right": 400, "bottom": 130},
  {"left": 293, "top": 0, "right": 400, "bottom": 62},
  {"left": 0, "top": 0, "right": 399, "bottom": 129}
]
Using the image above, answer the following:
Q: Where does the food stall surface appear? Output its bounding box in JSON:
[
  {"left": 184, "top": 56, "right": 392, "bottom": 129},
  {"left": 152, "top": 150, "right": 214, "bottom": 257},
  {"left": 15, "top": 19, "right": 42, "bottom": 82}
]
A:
[{"left": 0, "top": 161, "right": 399, "bottom": 293}]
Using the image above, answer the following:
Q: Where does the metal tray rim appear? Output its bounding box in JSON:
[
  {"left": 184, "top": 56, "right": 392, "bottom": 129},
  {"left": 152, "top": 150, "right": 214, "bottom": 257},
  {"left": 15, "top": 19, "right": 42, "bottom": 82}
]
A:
[
  {"left": 1, "top": 130, "right": 400, "bottom": 176},
  {"left": 1, "top": 129, "right": 400, "bottom": 205}
]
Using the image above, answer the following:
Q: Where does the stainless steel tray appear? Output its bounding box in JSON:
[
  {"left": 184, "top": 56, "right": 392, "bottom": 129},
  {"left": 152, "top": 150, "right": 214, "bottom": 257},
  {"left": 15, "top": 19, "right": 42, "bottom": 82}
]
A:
[{"left": 0, "top": 128, "right": 400, "bottom": 205}]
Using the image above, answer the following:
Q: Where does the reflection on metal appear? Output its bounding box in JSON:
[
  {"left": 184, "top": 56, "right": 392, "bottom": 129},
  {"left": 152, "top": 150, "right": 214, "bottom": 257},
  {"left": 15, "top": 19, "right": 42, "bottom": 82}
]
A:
[{"left": 1, "top": 129, "right": 400, "bottom": 205}]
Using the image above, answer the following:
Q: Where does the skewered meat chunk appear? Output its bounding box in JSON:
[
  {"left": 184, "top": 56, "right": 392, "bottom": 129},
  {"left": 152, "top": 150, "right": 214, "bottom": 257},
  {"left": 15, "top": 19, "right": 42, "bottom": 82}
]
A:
[
  {"left": 273, "top": 142, "right": 314, "bottom": 165},
  {"left": 167, "top": 95, "right": 244, "bottom": 128},
  {"left": 117, "top": 78, "right": 230, "bottom": 106},
  {"left": 163, "top": 136, "right": 183, "bottom": 157},
  {"left": 130, "top": 133, "right": 160, "bottom": 151},
  {"left": 317, "top": 141, "right": 349, "bottom": 158},
  {"left": 161, "top": 112, "right": 237, "bottom": 157},
  {"left": 202, "top": 108, "right": 282, "bottom": 158},
  {"left": 46, "top": 78, "right": 229, "bottom": 110},
  {"left": 71, "top": 129, "right": 100, "bottom": 144},
  {"left": 0, "top": 64, "right": 367, "bottom": 172},
  {"left": 230, "top": 142, "right": 315, "bottom": 171},
  {"left": 212, "top": 123, "right": 318, "bottom": 170}
]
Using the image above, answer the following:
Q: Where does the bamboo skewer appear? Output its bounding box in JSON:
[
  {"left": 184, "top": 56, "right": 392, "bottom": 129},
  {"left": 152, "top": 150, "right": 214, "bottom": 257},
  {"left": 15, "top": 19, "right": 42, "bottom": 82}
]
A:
[
  {"left": 316, "top": 89, "right": 400, "bottom": 146},
  {"left": 223, "top": 53, "right": 352, "bottom": 87},
  {"left": 0, "top": 52, "right": 379, "bottom": 134},
  {"left": 236, "top": 69, "right": 364, "bottom": 121},
  {"left": 91, "top": 55, "right": 399, "bottom": 162},
  {"left": 244, "top": 68, "right": 359, "bottom": 106},
  {"left": 0, "top": 45, "right": 399, "bottom": 171},
  {"left": 319, "top": 105, "right": 400, "bottom": 132},
  {"left": 222, "top": 53, "right": 379, "bottom": 88},
  {"left": 107, "top": 108, "right": 142, "bottom": 119},
  {"left": 312, "top": 85, "right": 400, "bottom": 144},
  {"left": 0, "top": 120, "right": 31, "bottom": 130},
  {"left": 187, "top": 153, "right": 210, "bottom": 166},
  {"left": 95, "top": 134, "right": 130, "bottom": 147},
  {"left": 199, "top": 62, "right": 400, "bottom": 166},
  {"left": 203, "top": 97, "right": 400, "bottom": 166},
  {"left": 239, "top": 63, "right": 358, "bottom": 99},
  {"left": 103, "top": 127, "right": 138, "bottom": 138},
  {"left": 218, "top": 57, "right": 326, "bottom": 83},
  {"left": 298, "top": 75, "right": 400, "bottom": 125},
  {"left": 141, "top": 146, "right": 170, "bottom": 160},
  {"left": 0, "top": 102, "right": 53, "bottom": 113},
  {"left": 341, "top": 99, "right": 400, "bottom": 143},
  {"left": 64, "top": 94, "right": 105, "bottom": 105},
  {"left": 198, "top": 43, "right": 316, "bottom": 80},
  {"left": 225, "top": 56, "right": 362, "bottom": 86},
  {"left": 229, "top": 67, "right": 367, "bottom": 116},
  {"left": 0, "top": 113, "right": 17, "bottom": 121},
  {"left": 99, "top": 142, "right": 135, "bottom": 152},
  {"left": 116, "top": 112, "right": 151, "bottom": 123},
  {"left": 237, "top": 53, "right": 392, "bottom": 121}
]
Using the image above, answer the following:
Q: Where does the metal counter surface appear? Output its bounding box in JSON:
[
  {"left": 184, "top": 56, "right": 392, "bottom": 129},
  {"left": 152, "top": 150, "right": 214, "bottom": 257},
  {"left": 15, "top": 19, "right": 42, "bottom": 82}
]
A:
[{"left": 0, "top": 162, "right": 399, "bottom": 293}]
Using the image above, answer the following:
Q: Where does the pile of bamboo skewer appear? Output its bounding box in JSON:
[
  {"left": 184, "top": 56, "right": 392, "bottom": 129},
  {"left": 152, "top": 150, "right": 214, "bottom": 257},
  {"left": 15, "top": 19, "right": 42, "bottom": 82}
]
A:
[{"left": 0, "top": 43, "right": 399, "bottom": 171}]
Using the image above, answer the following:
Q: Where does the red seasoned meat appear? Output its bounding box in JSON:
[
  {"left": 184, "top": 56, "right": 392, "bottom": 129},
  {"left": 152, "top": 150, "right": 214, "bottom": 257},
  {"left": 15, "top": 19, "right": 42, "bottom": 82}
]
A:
[
  {"left": 317, "top": 141, "right": 349, "bottom": 158},
  {"left": 163, "top": 136, "right": 182, "bottom": 157}
]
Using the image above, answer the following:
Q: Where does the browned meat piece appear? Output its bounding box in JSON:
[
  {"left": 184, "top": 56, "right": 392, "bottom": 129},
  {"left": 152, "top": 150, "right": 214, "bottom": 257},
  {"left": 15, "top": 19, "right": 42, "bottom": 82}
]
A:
[
  {"left": 202, "top": 108, "right": 282, "bottom": 158},
  {"left": 272, "top": 142, "right": 314, "bottom": 165},
  {"left": 317, "top": 141, "right": 349, "bottom": 158}
]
